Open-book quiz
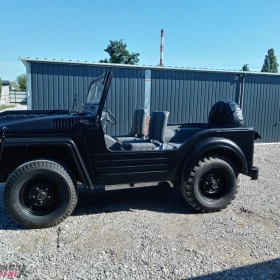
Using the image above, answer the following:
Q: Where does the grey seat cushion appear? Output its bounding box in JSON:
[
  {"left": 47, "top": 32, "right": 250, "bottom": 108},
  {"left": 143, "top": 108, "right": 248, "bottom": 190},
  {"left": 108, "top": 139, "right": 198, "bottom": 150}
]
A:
[
  {"left": 165, "top": 142, "right": 181, "bottom": 149},
  {"left": 122, "top": 140, "right": 160, "bottom": 151},
  {"left": 148, "top": 111, "right": 169, "bottom": 142},
  {"left": 131, "top": 109, "right": 146, "bottom": 136},
  {"left": 104, "top": 134, "right": 122, "bottom": 150},
  {"left": 122, "top": 111, "right": 169, "bottom": 151},
  {"left": 165, "top": 128, "right": 176, "bottom": 142},
  {"left": 114, "top": 136, "right": 140, "bottom": 144},
  {"left": 114, "top": 109, "right": 146, "bottom": 143}
]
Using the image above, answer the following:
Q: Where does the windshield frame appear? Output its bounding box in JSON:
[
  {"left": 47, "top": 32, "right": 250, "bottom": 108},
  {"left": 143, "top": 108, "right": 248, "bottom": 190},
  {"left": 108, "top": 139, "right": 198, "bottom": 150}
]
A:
[{"left": 82, "top": 71, "right": 113, "bottom": 125}]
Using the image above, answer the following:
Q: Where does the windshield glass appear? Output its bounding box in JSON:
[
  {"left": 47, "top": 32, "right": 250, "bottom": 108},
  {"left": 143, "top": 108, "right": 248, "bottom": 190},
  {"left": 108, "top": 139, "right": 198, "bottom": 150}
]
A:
[
  {"left": 85, "top": 75, "right": 105, "bottom": 104},
  {"left": 82, "top": 71, "right": 112, "bottom": 120}
]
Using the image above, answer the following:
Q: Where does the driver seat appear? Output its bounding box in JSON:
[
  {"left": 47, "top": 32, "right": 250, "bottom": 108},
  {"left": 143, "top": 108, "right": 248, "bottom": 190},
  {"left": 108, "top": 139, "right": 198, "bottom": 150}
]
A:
[
  {"left": 122, "top": 111, "right": 169, "bottom": 150},
  {"left": 113, "top": 109, "right": 146, "bottom": 144}
]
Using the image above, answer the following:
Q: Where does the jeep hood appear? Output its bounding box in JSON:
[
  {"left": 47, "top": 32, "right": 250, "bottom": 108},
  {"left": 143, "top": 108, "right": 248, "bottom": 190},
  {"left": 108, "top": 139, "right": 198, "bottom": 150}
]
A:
[{"left": 0, "top": 110, "right": 93, "bottom": 134}]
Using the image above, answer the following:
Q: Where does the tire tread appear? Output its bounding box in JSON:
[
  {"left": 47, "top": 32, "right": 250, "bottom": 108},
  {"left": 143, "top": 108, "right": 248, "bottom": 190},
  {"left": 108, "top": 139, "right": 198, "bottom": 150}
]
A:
[
  {"left": 4, "top": 160, "right": 78, "bottom": 229},
  {"left": 182, "top": 154, "right": 239, "bottom": 213}
]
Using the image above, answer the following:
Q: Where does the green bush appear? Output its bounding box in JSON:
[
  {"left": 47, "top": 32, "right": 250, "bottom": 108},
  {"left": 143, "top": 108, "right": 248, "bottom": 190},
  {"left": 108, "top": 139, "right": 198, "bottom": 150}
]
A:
[{"left": 16, "top": 74, "right": 26, "bottom": 91}]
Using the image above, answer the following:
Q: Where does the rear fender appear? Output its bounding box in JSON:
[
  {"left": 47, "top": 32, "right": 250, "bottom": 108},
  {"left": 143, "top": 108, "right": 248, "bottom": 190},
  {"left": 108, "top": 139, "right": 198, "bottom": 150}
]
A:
[{"left": 181, "top": 137, "right": 248, "bottom": 182}]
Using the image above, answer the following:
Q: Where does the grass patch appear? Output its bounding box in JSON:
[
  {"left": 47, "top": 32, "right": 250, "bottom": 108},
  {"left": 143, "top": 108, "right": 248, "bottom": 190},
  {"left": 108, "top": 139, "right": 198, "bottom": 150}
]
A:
[{"left": 0, "top": 105, "right": 16, "bottom": 111}]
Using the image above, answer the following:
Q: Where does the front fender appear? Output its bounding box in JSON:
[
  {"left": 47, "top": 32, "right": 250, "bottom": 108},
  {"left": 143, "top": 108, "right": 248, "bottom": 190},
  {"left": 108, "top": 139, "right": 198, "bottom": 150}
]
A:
[
  {"left": 1, "top": 137, "right": 93, "bottom": 188},
  {"left": 181, "top": 137, "right": 248, "bottom": 182}
]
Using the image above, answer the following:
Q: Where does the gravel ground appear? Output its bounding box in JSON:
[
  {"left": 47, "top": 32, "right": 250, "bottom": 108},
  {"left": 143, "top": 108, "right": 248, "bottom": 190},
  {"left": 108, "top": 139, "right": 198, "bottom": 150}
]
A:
[{"left": 0, "top": 145, "right": 279, "bottom": 279}]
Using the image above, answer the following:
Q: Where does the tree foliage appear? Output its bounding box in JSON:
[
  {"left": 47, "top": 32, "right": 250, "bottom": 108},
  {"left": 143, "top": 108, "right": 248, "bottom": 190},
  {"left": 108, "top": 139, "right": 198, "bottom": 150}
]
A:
[
  {"left": 261, "top": 48, "right": 279, "bottom": 73},
  {"left": 241, "top": 64, "right": 249, "bottom": 71},
  {"left": 99, "top": 40, "right": 140, "bottom": 65},
  {"left": 16, "top": 74, "right": 27, "bottom": 91},
  {"left": 0, "top": 78, "right": 2, "bottom": 94}
]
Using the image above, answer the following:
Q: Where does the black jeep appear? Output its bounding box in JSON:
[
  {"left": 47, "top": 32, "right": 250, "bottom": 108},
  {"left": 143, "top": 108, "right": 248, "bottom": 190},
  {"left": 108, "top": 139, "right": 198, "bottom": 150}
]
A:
[{"left": 0, "top": 71, "right": 259, "bottom": 229}]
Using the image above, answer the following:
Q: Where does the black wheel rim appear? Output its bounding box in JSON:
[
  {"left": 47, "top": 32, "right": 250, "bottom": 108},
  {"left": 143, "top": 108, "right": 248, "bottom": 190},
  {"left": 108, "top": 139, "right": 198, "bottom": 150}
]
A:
[
  {"left": 19, "top": 176, "right": 61, "bottom": 216},
  {"left": 199, "top": 169, "right": 228, "bottom": 200}
]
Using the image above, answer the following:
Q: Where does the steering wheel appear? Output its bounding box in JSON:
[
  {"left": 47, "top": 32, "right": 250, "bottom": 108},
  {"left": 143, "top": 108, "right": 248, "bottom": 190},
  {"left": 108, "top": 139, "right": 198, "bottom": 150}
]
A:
[{"left": 101, "top": 106, "right": 117, "bottom": 126}]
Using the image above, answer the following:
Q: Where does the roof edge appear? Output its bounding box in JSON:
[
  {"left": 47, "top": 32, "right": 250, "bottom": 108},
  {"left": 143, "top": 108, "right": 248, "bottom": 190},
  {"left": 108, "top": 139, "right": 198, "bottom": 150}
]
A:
[
  {"left": 1, "top": 80, "right": 10, "bottom": 85},
  {"left": 19, "top": 57, "right": 280, "bottom": 76}
]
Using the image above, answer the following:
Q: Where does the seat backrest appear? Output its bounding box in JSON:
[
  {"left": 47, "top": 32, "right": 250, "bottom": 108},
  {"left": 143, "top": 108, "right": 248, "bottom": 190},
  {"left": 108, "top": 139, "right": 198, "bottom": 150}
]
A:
[
  {"left": 130, "top": 109, "right": 146, "bottom": 137},
  {"left": 148, "top": 111, "right": 169, "bottom": 143}
]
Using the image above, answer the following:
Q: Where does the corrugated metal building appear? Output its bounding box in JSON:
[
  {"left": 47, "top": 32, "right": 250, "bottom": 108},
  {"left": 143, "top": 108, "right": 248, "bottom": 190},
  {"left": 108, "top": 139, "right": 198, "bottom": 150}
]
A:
[{"left": 21, "top": 58, "right": 280, "bottom": 143}]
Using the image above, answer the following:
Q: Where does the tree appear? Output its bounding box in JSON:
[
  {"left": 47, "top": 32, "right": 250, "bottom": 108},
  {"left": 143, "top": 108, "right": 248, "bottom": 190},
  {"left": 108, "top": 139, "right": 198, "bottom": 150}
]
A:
[
  {"left": 16, "top": 74, "right": 26, "bottom": 91},
  {"left": 241, "top": 64, "right": 249, "bottom": 71},
  {"left": 261, "top": 48, "right": 279, "bottom": 73},
  {"left": 99, "top": 40, "right": 140, "bottom": 65},
  {"left": 0, "top": 78, "right": 2, "bottom": 95}
]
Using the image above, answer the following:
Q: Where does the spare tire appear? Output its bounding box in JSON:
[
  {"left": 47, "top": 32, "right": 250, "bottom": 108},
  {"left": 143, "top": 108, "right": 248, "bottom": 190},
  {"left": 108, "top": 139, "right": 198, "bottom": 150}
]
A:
[{"left": 208, "top": 100, "right": 243, "bottom": 126}]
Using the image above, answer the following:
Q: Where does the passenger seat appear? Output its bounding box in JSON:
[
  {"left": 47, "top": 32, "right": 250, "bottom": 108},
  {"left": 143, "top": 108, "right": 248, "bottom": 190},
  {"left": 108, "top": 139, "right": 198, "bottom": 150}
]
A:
[
  {"left": 122, "top": 111, "right": 169, "bottom": 150},
  {"left": 113, "top": 109, "right": 146, "bottom": 144}
]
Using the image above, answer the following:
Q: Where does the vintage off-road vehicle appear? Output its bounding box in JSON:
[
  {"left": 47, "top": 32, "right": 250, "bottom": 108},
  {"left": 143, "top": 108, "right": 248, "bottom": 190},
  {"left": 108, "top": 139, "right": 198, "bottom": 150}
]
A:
[{"left": 0, "top": 71, "right": 260, "bottom": 229}]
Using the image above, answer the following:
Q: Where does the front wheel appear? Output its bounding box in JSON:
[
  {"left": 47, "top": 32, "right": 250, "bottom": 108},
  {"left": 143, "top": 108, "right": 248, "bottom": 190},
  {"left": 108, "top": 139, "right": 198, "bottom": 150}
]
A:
[
  {"left": 4, "top": 160, "right": 78, "bottom": 229},
  {"left": 181, "top": 155, "right": 239, "bottom": 213}
]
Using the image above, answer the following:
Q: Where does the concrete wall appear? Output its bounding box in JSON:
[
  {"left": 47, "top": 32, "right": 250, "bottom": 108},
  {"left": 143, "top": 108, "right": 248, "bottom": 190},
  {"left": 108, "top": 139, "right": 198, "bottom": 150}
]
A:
[{"left": 0, "top": 85, "right": 10, "bottom": 106}]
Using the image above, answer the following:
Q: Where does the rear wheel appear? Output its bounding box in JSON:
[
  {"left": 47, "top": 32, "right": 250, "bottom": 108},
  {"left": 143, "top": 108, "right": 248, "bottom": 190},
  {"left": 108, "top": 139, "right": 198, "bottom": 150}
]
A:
[
  {"left": 182, "top": 155, "right": 239, "bottom": 212},
  {"left": 4, "top": 160, "right": 78, "bottom": 229}
]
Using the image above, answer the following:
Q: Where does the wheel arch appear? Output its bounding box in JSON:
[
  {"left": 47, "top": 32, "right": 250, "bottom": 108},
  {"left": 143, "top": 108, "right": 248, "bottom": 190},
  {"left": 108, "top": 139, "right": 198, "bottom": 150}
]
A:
[{"left": 181, "top": 137, "right": 248, "bottom": 182}]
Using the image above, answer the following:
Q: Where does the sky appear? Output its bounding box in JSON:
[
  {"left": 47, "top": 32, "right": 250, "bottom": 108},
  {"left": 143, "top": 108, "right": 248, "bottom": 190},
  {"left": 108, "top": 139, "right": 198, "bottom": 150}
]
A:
[{"left": 1, "top": 0, "right": 280, "bottom": 81}]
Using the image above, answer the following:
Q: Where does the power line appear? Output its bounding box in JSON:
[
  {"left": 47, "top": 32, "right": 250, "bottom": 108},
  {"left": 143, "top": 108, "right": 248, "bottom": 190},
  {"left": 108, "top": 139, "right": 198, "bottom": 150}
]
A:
[{"left": 0, "top": 57, "right": 19, "bottom": 61}]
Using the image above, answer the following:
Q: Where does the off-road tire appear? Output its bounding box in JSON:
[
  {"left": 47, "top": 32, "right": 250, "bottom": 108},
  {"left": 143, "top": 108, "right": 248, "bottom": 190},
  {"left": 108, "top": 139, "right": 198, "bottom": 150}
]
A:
[
  {"left": 208, "top": 100, "right": 243, "bottom": 125},
  {"left": 4, "top": 160, "right": 78, "bottom": 229},
  {"left": 182, "top": 155, "right": 239, "bottom": 213}
]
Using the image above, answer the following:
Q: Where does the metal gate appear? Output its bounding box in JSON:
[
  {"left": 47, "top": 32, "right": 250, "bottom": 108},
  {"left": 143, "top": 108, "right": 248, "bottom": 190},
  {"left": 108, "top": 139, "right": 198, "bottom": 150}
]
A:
[{"left": 9, "top": 91, "right": 27, "bottom": 104}]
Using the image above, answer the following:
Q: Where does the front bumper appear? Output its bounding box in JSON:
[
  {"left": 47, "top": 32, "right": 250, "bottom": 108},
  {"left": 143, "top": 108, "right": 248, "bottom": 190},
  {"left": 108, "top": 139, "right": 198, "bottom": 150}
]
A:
[{"left": 248, "top": 166, "right": 259, "bottom": 180}]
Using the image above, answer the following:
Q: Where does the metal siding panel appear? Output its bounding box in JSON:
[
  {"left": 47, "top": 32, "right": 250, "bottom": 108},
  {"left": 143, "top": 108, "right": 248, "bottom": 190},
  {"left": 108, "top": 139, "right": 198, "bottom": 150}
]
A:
[
  {"left": 272, "top": 79, "right": 280, "bottom": 142},
  {"left": 119, "top": 71, "right": 124, "bottom": 135},
  {"left": 30, "top": 63, "right": 280, "bottom": 143},
  {"left": 242, "top": 74, "right": 280, "bottom": 142},
  {"left": 58, "top": 64, "right": 63, "bottom": 109},
  {"left": 63, "top": 64, "right": 69, "bottom": 109},
  {"left": 43, "top": 64, "right": 49, "bottom": 109},
  {"left": 53, "top": 64, "right": 58, "bottom": 109},
  {"left": 150, "top": 70, "right": 238, "bottom": 124},
  {"left": 102, "top": 67, "right": 145, "bottom": 136},
  {"left": 39, "top": 63, "right": 43, "bottom": 109},
  {"left": 30, "top": 64, "right": 37, "bottom": 109},
  {"left": 49, "top": 64, "right": 54, "bottom": 109}
]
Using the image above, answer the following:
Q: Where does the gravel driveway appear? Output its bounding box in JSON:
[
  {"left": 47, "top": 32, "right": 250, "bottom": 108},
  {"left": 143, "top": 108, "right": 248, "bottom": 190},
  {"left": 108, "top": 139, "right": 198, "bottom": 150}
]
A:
[{"left": 0, "top": 145, "right": 279, "bottom": 279}]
